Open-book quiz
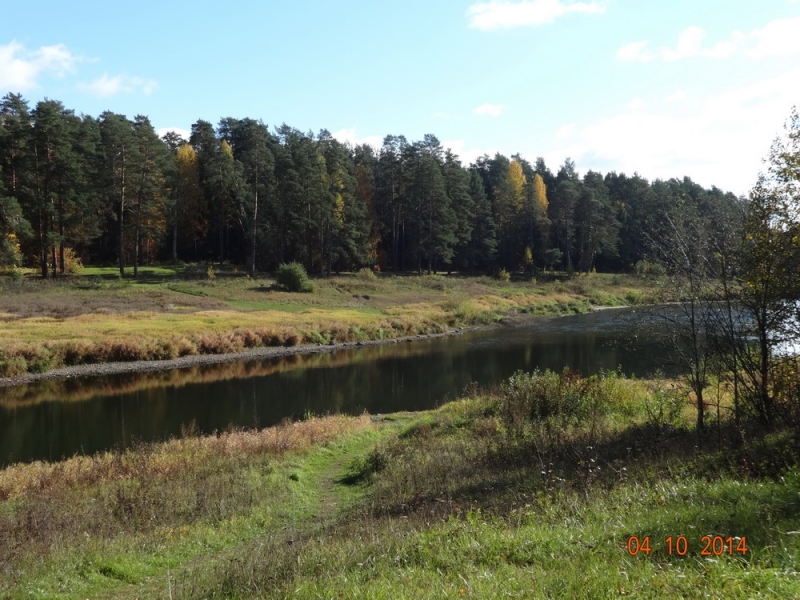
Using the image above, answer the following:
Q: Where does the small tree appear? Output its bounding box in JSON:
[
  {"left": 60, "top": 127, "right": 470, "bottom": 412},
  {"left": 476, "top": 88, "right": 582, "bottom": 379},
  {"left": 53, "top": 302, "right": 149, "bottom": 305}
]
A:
[
  {"left": 276, "top": 261, "right": 313, "bottom": 292},
  {"left": 736, "top": 107, "right": 800, "bottom": 424}
]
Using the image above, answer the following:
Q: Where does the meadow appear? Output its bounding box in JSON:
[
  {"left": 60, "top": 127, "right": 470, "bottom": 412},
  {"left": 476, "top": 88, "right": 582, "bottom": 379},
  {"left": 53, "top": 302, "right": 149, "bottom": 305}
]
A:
[
  {"left": 0, "top": 368, "right": 797, "bottom": 598},
  {"left": 0, "top": 267, "right": 655, "bottom": 377}
]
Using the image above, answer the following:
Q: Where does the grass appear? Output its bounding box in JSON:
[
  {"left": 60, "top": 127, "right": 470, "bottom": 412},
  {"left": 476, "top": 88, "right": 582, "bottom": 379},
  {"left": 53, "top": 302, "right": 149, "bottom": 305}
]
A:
[
  {"left": 1, "top": 369, "right": 798, "bottom": 598},
  {"left": 0, "top": 267, "right": 662, "bottom": 376}
]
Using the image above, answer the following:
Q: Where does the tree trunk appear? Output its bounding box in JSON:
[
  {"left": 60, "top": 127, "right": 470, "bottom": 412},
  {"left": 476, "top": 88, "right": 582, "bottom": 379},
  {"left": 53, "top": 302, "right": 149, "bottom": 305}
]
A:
[
  {"left": 172, "top": 203, "right": 178, "bottom": 264},
  {"left": 39, "top": 208, "right": 48, "bottom": 279},
  {"left": 118, "top": 148, "right": 126, "bottom": 278},
  {"left": 250, "top": 186, "right": 258, "bottom": 278},
  {"left": 134, "top": 202, "right": 141, "bottom": 278}
]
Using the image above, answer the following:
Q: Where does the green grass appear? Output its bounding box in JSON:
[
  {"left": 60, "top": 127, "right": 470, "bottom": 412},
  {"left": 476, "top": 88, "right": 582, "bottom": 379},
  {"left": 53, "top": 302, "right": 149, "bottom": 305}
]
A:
[
  {"left": 1, "top": 370, "right": 798, "bottom": 598},
  {"left": 0, "top": 414, "right": 393, "bottom": 599},
  {"left": 80, "top": 266, "right": 181, "bottom": 278}
]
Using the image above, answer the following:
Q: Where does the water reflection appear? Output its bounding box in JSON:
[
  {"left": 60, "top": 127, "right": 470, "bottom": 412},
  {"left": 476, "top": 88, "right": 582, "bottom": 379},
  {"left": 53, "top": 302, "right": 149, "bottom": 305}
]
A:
[{"left": 0, "top": 309, "right": 668, "bottom": 466}]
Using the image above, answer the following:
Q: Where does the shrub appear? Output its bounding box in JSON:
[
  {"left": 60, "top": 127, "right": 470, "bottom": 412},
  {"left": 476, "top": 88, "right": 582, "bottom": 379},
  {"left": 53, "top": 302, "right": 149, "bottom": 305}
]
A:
[
  {"left": 643, "top": 384, "right": 685, "bottom": 431},
  {"left": 355, "top": 268, "right": 377, "bottom": 281},
  {"left": 499, "top": 369, "right": 626, "bottom": 432},
  {"left": 0, "top": 355, "right": 27, "bottom": 377},
  {"left": 63, "top": 248, "right": 83, "bottom": 274},
  {"left": 275, "top": 262, "right": 313, "bottom": 293},
  {"left": 496, "top": 268, "right": 511, "bottom": 282},
  {"left": 635, "top": 259, "right": 666, "bottom": 278}
]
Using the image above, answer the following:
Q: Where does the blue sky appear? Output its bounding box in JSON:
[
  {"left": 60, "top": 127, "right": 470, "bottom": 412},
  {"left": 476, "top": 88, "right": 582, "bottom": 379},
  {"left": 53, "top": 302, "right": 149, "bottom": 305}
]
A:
[{"left": 2, "top": 0, "right": 799, "bottom": 194}]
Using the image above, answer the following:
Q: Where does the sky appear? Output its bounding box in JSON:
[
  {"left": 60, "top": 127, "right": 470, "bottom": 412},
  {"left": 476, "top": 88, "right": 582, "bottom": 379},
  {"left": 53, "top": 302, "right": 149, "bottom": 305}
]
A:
[{"left": 1, "top": 0, "right": 799, "bottom": 195}]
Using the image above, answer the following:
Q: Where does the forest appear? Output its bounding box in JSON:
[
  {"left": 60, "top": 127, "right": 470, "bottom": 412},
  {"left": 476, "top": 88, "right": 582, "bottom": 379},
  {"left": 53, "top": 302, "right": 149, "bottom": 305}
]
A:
[{"left": 0, "top": 93, "right": 744, "bottom": 278}]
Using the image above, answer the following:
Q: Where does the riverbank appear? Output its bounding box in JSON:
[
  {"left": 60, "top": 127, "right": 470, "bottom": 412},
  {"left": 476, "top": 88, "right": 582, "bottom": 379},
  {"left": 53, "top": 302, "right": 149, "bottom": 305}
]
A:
[
  {"left": 0, "top": 270, "right": 657, "bottom": 379},
  {"left": 1, "top": 370, "right": 798, "bottom": 598},
  {"left": 0, "top": 327, "right": 481, "bottom": 388}
]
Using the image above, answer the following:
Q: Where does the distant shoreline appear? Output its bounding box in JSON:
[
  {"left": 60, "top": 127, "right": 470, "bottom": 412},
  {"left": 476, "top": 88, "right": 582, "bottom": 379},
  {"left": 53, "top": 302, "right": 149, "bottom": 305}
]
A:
[
  {"left": 0, "top": 327, "right": 487, "bottom": 388},
  {"left": 0, "top": 306, "right": 636, "bottom": 388}
]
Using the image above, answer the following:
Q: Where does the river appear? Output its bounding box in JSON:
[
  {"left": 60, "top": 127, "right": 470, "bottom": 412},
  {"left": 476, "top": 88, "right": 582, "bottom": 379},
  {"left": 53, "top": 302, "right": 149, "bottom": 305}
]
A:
[{"left": 0, "top": 308, "right": 671, "bottom": 466}]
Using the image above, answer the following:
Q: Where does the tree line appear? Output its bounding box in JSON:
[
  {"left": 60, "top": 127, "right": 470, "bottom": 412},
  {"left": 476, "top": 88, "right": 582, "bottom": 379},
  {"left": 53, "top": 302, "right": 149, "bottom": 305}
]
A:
[{"left": 0, "top": 93, "right": 745, "bottom": 277}]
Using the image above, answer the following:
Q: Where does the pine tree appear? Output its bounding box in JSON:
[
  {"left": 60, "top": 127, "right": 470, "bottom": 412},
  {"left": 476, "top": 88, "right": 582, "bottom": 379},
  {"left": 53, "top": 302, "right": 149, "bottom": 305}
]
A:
[
  {"left": 319, "top": 131, "right": 369, "bottom": 273},
  {"left": 575, "top": 171, "right": 619, "bottom": 272},
  {"left": 0, "top": 94, "right": 34, "bottom": 269},
  {"left": 352, "top": 144, "right": 380, "bottom": 267},
  {"left": 466, "top": 168, "right": 497, "bottom": 270},
  {"left": 219, "top": 118, "right": 274, "bottom": 276},
  {"left": 99, "top": 112, "right": 137, "bottom": 277},
  {"left": 129, "top": 116, "right": 170, "bottom": 276},
  {"left": 442, "top": 150, "right": 474, "bottom": 272},
  {"left": 405, "top": 139, "right": 457, "bottom": 273},
  {"left": 375, "top": 135, "right": 408, "bottom": 270},
  {"left": 0, "top": 167, "right": 30, "bottom": 266}
]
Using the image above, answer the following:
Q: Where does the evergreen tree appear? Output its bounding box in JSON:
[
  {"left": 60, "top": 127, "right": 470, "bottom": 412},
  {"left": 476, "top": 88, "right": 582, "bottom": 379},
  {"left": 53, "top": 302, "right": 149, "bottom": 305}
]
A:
[
  {"left": 0, "top": 167, "right": 30, "bottom": 266},
  {"left": 374, "top": 135, "right": 408, "bottom": 270},
  {"left": 466, "top": 168, "right": 497, "bottom": 270},
  {"left": 219, "top": 118, "right": 274, "bottom": 276},
  {"left": 0, "top": 94, "right": 34, "bottom": 268},
  {"left": 30, "top": 100, "right": 81, "bottom": 276},
  {"left": 99, "top": 112, "right": 137, "bottom": 277},
  {"left": 405, "top": 139, "right": 457, "bottom": 273},
  {"left": 352, "top": 144, "right": 380, "bottom": 267},
  {"left": 576, "top": 171, "right": 619, "bottom": 272},
  {"left": 442, "top": 150, "right": 474, "bottom": 271},
  {"left": 129, "top": 115, "right": 170, "bottom": 276},
  {"left": 319, "top": 131, "right": 370, "bottom": 273}
]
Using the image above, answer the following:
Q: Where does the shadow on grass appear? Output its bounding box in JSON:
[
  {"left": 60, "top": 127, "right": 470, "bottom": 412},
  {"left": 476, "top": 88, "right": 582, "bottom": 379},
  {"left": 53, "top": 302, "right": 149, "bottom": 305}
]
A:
[{"left": 359, "top": 418, "right": 800, "bottom": 522}]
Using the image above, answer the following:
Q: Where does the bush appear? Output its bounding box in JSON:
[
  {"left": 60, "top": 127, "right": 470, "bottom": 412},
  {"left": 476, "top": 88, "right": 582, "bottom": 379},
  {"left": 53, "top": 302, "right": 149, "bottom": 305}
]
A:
[
  {"left": 635, "top": 259, "right": 666, "bottom": 278},
  {"left": 643, "top": 384, "right": 685, "bottom": 431},
  {"left": 496, "top": 268, "right": 511, "bottom": 282},
  {"left": 499, "top": 369, "right": 627, "bottom": 432},
  {"left": 355, "top": 268, "right": 377, "bottom": 281},
  {"left": 275, "top": 262, "right": 313, "bottom": 293},
  {"left": 63, "top": 248, "right": 83, "bottom": 274}
]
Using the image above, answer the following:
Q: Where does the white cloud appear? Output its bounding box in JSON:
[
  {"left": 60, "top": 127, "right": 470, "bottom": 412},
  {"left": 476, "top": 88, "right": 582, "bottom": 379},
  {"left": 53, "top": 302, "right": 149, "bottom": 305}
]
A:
[
  {"left": 157, "top": 127, "right": 190, "bottom": 141},
  {"left": 466, "top": 0, "right": 605, "bottom": 30},
  {"left": 616, "top": 41, "right": 653, "bottom": 62},
  {"left": 442, "top": 139, "right": 497, "bottom": 166},
  {"left": 331, "top": 128, "right": 383, "bottom": 149},
  {"left": 0, "top": 41, "right": 78, "bottom": 92},
  {"left": 555, "top": 123, "right": 576, "bottom": 138},
  {"left": 741, "top": 17, "right": 800, "bottom": 59},
  {"left": 626, "top": 97, "right": 646, "bottom": 110},
  {"left": 617, "top": 17, "right": 800, "bottom": 63},
  {"left": 550, "top": 67, "right": 800, "bottom": 194},
  {"left": 664, "top": 90, "right": 688, "bottom": 102},
  {"left": 474, "top": 103, "right": 506, "bottom": 117},
  {"left": 78, "top": 73, "right": 158, "bottom": 97}
]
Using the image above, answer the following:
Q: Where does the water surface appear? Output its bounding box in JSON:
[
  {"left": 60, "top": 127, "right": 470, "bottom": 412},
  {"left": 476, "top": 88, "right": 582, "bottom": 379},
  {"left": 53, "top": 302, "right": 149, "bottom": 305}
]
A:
[{"left": 0, "top": 309, "right": 668, "bottom": 466}]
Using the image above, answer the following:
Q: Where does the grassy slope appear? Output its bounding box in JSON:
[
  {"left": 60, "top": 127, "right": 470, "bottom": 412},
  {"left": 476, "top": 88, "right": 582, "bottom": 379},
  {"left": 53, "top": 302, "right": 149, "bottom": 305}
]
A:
[
  {"left": 1, "top": 373, "right": 798, "bottom": 599},
  {"left": 0, "top": 268, "right": 655, "bottom": 376}
]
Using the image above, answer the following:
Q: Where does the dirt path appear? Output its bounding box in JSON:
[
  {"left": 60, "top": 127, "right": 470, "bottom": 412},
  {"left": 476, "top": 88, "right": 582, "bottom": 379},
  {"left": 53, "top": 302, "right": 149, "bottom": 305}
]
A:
[{"left": 99, "top": 427, "right": 390, "bottom": 600}]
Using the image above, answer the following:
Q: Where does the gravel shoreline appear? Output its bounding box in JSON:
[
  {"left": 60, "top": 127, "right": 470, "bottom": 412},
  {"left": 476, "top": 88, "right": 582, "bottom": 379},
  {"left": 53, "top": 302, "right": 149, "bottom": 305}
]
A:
[{"left": 0, "top": 327, "right": 490, "bottom": 388}]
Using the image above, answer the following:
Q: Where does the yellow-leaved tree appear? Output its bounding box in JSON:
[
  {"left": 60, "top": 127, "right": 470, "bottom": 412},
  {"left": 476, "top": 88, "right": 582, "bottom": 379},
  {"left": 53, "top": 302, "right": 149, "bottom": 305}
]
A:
[{"left": 533, "top": 173, "right": 548, "bottom": 213}]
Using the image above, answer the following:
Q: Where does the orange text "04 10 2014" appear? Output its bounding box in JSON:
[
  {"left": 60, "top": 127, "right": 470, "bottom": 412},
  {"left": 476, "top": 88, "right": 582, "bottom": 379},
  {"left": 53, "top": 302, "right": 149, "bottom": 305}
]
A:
[{"left": 626, "top": 535, "right": 748, "bottom": 557}]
